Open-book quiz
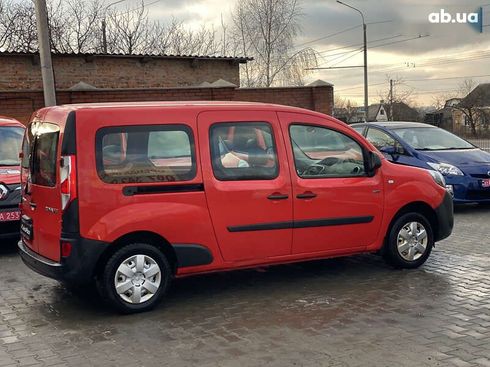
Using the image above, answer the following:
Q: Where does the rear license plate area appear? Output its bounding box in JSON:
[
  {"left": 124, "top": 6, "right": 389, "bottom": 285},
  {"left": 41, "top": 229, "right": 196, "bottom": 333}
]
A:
[{"left": 20, "top": 215, "right": 33, "bottom": 241}]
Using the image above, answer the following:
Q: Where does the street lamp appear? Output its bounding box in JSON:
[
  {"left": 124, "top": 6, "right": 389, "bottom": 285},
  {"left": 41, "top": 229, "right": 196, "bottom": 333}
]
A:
[
  {"left": 102, "top": 0, "right": 127, "bottom": 53},
  {"left": 337, "top": 0, "right": 368, "bottom": 121}
]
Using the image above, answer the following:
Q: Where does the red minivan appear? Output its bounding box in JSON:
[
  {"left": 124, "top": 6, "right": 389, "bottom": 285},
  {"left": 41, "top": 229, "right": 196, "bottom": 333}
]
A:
[
  {"left": 0, "top": 116, "right": 25, "bottom": 240},
  {"left": 18, "top": 102, "right": 453, "bottom": 313}
]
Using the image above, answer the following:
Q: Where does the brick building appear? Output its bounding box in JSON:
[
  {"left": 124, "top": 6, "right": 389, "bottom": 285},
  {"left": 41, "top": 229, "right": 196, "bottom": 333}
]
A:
[{"left": 0, "top": 52, "right": 334, "bottom": 124}]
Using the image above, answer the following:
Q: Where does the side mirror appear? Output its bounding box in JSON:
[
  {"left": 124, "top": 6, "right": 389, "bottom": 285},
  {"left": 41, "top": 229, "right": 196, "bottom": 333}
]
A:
[
  {"left": 367, "top": 151, "right": 382, "bottom": 176},
  {"left": 379, "top": 146, "right": 396, "bottom": 155}
]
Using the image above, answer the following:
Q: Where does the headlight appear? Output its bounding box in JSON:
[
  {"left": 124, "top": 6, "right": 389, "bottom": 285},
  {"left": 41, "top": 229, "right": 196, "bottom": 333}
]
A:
[
  {"left": 429, "top": 170, "right": 446, "bottom": 187},
  {"left": 427, "top": 162, "right": 463, "bottom": 176}
]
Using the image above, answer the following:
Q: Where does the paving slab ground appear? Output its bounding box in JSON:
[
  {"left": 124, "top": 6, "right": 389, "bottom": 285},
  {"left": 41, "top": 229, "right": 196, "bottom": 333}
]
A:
[{"left": 0, "top": 205, "right": 490, "bottom": 366}]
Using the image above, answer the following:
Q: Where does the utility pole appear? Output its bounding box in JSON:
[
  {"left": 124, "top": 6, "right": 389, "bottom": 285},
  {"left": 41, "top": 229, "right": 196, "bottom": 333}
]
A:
[
  {"left": 102, "top": 19, "right": 107, "bottom": 53},
  {"left": 389, "top": 79, "right": 394, "bottom": 121},
  {"left": 34, "top": 0, "right": 56, "bottom": 106},
  {"left": 362, "top": 21, "right": 368, "bottom": 121},
  {"left": 337, "top": 1, "right": 368, "bottom": 121}
]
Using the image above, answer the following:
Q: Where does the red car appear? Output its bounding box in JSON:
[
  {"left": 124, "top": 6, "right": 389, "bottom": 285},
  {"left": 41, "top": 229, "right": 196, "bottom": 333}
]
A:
[
  {"left": 18, "top": 102, "right": 453, "bottom": 313},
  {"left": 0, "top": 116, "right": 25, "bottom": 240}
]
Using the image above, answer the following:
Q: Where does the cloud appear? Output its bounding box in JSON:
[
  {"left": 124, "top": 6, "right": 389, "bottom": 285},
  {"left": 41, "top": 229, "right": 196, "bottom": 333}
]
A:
[{"left": 114, "top": 0, "right": 490, "bottom": 105}]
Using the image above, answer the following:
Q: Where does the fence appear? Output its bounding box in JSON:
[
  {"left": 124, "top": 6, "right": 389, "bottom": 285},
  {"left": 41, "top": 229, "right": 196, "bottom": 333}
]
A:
[{"left": 467, "top": 138, "right": 490, "bottom": 152}]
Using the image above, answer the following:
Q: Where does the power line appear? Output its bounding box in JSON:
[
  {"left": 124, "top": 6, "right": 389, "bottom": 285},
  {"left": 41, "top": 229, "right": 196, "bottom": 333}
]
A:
[
  {"left": 369, "top": 51, "right": 490, "bottom": 74},
  {"left": 404, "top": 74, "right": 490, "bottom": 82},
  {"left": 309, "top": 35, "right": 430, "bottom": 71},
  {"left": 369, "top": 34, "right": 430, "bottom": 50},
  {"left": 329, "top": 49, "right": 364, "bottom": 67},
  {"left": 293, "top": 25, "right": 360, "bottom": 49},
  {"left": 336, "top": 82, "right": 386, "bottom": 92},
  {"left": 315, "top": 47, "right": 363, "bottom": 67},
  {"left": 335, "top": 74, "right": 490, "bottom": 94},
  {"left": 116, "top": 0, "right": 160, "bottom": 16},
  {"left": 293, "top": 20, "right": 392, "bottom": 49},
  {"left": 316, "top": 34, "right": 404, "bottom": 55}
]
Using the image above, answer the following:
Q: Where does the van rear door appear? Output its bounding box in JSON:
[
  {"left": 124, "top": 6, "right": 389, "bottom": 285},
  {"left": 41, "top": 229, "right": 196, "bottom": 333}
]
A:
[{"left": 21, "top": 120, "right": 63, "bottom": 262}]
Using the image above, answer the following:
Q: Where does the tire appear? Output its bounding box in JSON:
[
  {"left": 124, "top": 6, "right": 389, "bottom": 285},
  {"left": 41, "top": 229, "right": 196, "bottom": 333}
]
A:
[
  {"left": 97, "top": 243, "right": 172, "bottom": 313},
  {"left": 383, "top": 213, "right": 434, "bottom": 269}
]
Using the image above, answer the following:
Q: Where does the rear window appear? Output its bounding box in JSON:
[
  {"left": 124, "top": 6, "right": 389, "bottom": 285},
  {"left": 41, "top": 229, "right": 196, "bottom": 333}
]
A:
[
  {"left": 96, "top": 124, "right": 196, "bottom": 184},
  {"left": 29, "top": 123, "right": 60, "bottom": 187}
]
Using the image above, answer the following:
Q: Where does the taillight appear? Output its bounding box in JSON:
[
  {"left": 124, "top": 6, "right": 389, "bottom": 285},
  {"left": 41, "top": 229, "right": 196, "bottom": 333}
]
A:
[
  {"left": 60, "top": 155, "right": 77, "bottom": 211},
  {"left": 61, "top": 241, "right": 72, "bottom": 257}
]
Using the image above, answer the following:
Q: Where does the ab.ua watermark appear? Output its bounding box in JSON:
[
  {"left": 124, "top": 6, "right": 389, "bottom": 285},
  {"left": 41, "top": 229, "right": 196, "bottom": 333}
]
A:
[{"left": 428, "top": 7, "right": 483, "bottom": 33}]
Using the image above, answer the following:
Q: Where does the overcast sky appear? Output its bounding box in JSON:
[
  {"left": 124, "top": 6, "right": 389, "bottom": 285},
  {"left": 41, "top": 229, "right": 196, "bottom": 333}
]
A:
[{"left": 112, "top": 0, "right": 490, "bottom": 106}]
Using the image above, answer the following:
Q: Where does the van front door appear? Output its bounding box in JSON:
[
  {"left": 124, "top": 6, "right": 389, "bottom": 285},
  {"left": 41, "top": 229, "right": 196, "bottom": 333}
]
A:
[
  {"left": 279, "top": 112, "right": 384, "bottom": 255},
  {"left": 198, "top": 111, "right": 293, "bottom": 262}
]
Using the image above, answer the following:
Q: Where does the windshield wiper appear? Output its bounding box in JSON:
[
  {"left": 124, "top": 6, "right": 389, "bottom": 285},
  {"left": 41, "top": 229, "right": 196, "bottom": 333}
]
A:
[
  {"left": 417, "top": 147, "right": 472, "bottom": 151},
  {"left": 0, "top": 163, "right": 20, "bottom": 166},
  {"left": 443, "top": 147, "right": 474, "bottom": 150}
]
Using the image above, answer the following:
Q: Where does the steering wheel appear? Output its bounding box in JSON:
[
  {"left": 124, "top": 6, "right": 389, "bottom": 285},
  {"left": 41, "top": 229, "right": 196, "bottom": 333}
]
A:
[
  {"left": 303, "top": 157, "right": 342, "bottom": 176},
  {"left": 317, "top": 156, "right": 341, "bottom": 166},
  {"left": 303, "top": 163, "right": 326, "bottom": 176}
]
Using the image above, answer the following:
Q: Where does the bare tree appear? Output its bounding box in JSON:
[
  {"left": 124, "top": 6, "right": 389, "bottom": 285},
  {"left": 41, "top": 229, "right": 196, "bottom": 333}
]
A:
[
  {"left": 0, "top": 0, "right": 227, "bottom": 59},
  {"left": 334, "top": 96, "right": 359, "bottom": 123},
  {"left": 230, "top": 0, "right": 318, "bottom": 87},
  {"left": 453, "top": 79, "right": 490, "bottom": 136},
  {"left": 375, "top": 75, "right": 417, "bottom": 120},
  {"left": 0, "top": 0, "right": 37, "bottom": 52}
]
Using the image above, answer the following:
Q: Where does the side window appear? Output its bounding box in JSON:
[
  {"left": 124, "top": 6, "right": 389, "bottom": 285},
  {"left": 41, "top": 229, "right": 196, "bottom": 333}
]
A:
[
  {"left": 352, "top": 126, "right": 365, "bottom": 135},
  {"left": 366, "top": 128, "right": 396, "bottom": 151},
  {"left": 96, "top": 125, "right": 196, "bottom": 184},
  {"left": 210, "top": 122, "right": 279, "bottom": 181},
  {"left": 289, "top": 124, "right": 365, "bottom": 178}
]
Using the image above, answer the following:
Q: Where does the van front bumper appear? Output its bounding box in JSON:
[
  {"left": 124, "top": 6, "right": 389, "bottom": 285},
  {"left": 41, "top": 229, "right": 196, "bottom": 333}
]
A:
[
  {"left": 18, "top": 236, "right": 109, "bottom": 284},
  {"left": 434, "top": 191, "right": 454, "bottom": 242}
]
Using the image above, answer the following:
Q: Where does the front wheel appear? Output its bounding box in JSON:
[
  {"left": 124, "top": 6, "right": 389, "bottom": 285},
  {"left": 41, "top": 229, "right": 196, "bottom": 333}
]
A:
[
  {"left": 383, "top": 213, "right": 434, "bottom": 269},
  {"left": 97, "top": 243, "right": 172, "bottom": 313}
]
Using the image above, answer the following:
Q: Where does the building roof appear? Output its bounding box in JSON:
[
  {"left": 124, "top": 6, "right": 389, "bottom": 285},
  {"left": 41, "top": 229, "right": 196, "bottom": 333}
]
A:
[
  {"left": 367, "top": 101, "right": 419, "bottom": 122},
  {"left": 367, "top": 104, "right": 383, "bottom": 121},
  {"left": 461, "top": 83, "right": 490, "bottom": 107},
  {"left": 0, "top": 51, "right": 252, "bottom": 63}
]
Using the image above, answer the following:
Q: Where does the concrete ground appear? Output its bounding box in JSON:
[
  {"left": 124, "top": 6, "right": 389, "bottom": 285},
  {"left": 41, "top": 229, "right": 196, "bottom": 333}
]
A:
[{"left": 0, "top": 205, "right": 489, "bottom": 366}]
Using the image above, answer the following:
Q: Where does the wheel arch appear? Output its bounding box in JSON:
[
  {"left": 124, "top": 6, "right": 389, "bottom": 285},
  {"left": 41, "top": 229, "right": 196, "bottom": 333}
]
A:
[
  {"left": 385, "top": 201, "right": 438, "bottom": 245},
  {"left": 94, "top": 231, "right": 178, "bottom": 278}
]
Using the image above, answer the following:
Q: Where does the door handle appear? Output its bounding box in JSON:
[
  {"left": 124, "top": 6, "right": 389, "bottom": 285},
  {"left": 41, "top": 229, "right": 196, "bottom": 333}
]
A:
[
  {"left": 296, "top": 191, "right": 317, "bottom": 199},
  {"left": 267, "top": 193, "right": 289, "bottom": 200},
  {"left": 29, "top": 202, "right": 37, "bottom": 209}
]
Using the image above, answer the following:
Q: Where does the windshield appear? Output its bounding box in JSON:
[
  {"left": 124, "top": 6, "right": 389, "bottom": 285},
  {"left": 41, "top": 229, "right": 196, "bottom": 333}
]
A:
[
  {"left": 394, "top": 127, "right": 474, "bottom": 150},
  {"left": 0, "top": 126, "right": 24, "bottom": 166}
]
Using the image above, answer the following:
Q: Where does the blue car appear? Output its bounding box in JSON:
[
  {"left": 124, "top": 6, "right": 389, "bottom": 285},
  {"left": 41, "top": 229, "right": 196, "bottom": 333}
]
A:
[{"left": 351, "top": 121, "right": 490, "bottom": 204}]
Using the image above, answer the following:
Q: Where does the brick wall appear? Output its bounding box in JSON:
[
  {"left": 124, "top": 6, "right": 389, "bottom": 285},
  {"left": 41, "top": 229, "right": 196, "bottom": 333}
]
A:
[
  {"left": 0, "top": 53, "right": 240, "bottom": 90},
  {"left": 0, "top": 85, "right": 333, "bottom": 124}
]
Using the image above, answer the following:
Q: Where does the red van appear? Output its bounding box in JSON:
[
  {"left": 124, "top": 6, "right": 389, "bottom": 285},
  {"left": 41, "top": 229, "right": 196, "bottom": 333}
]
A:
[
  {"left": 0, "top": 116, "right": 25, "bottom": 240},
  {"left": 18, "top": 102, "right": 453, "bottom": 313}
]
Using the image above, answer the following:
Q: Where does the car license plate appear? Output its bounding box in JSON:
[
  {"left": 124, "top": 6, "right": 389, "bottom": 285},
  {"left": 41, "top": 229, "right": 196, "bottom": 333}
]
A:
[
  {"left": 482, "top": 179, "right": 490, "bottom": 188},
  {"left": 0, "top": 209, "right": 20, "bottom": 222},
  {"left": 20, "top": 216, "right": 33, "bottom": 241}
]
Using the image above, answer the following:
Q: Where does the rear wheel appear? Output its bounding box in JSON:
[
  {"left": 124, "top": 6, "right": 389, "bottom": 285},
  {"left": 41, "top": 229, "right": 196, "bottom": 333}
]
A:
[
  {"left": 383, "top": 213, "right": 434, "bottom": 269},
  {"left": 97, "top": 243, "right": 172, "bottom": 313}
]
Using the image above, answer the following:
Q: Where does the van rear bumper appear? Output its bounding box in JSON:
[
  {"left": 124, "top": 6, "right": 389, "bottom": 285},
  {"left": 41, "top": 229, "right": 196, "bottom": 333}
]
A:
[{"left": 18, "top": 236, "right": 109, "bottom": 284}]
